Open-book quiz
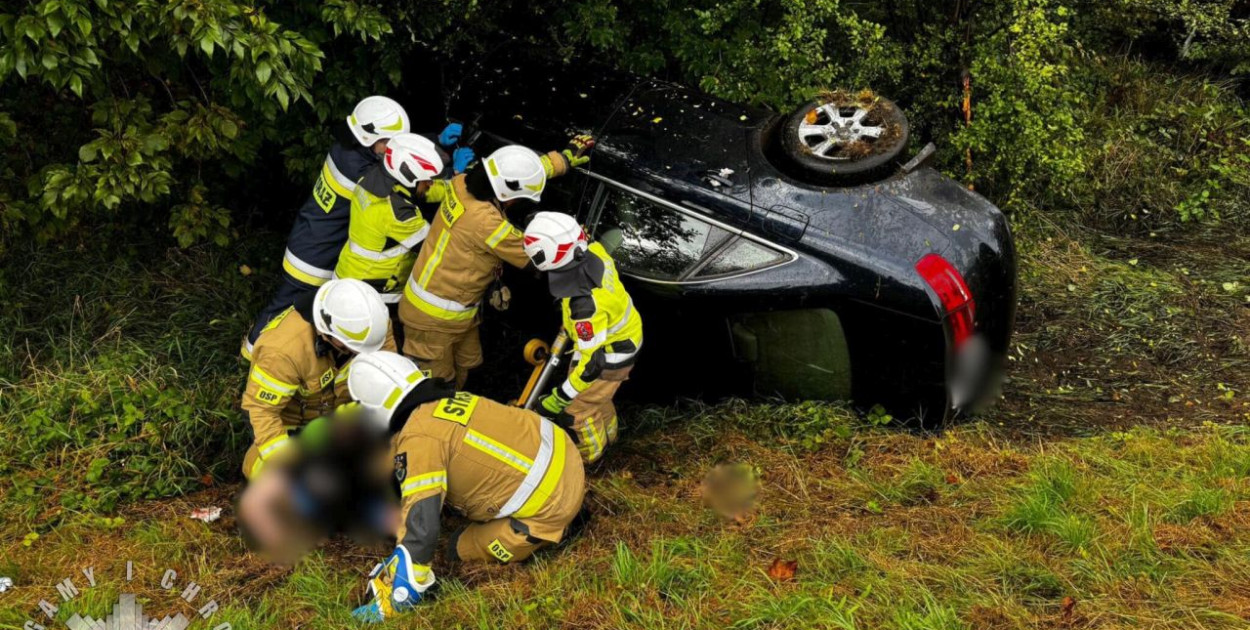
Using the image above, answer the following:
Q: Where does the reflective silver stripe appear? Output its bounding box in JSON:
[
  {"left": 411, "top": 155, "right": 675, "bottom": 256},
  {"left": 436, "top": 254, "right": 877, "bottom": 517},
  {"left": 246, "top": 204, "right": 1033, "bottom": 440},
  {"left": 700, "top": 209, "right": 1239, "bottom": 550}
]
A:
[
  {"left": 560, "top": 380, "right": 580, "bottom": 400},
  {"left": 496, "top": 420, "right": 556, "bottom": 519},
  {"left": 398, "top": 225, "right": 429, "bottom": 249},
  {"left": 401, "top": 472, "right": 448, "bottom": 497},
  {"left": 259, "top": 435, "right": 290, "bottom": 458},
  {"left": 604, "top": 350, "right": 638, "bottom": 365},
  {"left": 606, "top": 299, "right": 634, "bottom": 336},
  {"left": 405, "top": 275, "right": 477, "bottom": 312},
  {"left": 250, "top": 369, "right": 298, "bottom": 395},
  {"left": 284, "top": 248, "right": 334, "bottom": 280},
  {"left": 465, "top": 430, "right": 533, "bottom": 472},
  {"left": 348, "top": 240, "right": 411, "bottom": 261},
  {"left": 575, "top": 330, "right": 607, "bottom": 352},
  {"left": 325, "top": 155, "right": 356, "bottom": 192}
]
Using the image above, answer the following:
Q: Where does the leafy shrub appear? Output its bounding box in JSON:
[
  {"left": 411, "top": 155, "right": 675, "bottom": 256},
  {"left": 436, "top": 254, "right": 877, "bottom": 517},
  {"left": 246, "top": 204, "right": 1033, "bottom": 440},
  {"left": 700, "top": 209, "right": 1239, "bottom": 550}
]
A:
[{"left": 0, "top": 345, "right": 241, "bottom": 515}]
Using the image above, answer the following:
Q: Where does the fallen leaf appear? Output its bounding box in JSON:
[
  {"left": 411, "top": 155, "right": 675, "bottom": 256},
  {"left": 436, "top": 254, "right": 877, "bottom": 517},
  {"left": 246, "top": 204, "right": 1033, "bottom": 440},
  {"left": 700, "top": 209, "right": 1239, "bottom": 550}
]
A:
[
  {"left": 766, "top": 558, "right": 798, "bottom": 582},
  {"left": 239, "top": 264, "right": 253, "bottom": 276},
  {"left": 1061, "top": 596, "right": 1076, "bottom": 620},
  {"left": 945, "top": 473, "right": 960, "bottom": 485},
  {"left": 200, "top": 474, "right": 215, "bottom": 487}
]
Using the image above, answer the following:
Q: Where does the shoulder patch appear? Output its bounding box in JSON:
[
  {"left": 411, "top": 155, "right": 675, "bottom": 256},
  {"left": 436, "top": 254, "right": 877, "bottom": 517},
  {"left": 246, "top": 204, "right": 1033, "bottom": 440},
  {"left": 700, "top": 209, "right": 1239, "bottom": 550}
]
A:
[
  {"left": 568, "top": 295, "right": 597, "bottom": 320},
  {"left": 575, "top": 320, "right": 595, "bottom": 343},
  {"left": 394, "top": 452, "right": 408, "bottom": 482}
]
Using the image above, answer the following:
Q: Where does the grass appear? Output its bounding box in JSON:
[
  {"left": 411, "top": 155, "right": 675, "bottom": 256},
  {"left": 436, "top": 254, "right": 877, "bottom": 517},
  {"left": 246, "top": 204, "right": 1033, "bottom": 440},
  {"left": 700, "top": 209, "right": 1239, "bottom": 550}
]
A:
[
  {"left": 3, "top": 403, "right": 1249, "bottom": 629},
  {"left": 2, "top": 198, "right": 1250, "bottom": 627}
]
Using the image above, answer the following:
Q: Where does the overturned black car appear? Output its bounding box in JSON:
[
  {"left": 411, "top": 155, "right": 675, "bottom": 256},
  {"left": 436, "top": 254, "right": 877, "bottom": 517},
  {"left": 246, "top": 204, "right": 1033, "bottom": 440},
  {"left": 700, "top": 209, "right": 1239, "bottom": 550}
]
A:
[{"left": 441, "top": 56, "right": 1016, "bottom": 426}]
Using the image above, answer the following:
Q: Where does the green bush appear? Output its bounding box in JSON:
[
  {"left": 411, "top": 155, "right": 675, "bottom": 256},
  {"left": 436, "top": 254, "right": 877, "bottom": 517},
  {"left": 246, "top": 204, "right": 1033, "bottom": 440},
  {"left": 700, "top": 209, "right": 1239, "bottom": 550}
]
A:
[
  {"left": 2, "top": 0, "right": 1247, "bottom": 249},
  {"left": 1061, "top": 54, "right": 1249, "bottom": 229}
]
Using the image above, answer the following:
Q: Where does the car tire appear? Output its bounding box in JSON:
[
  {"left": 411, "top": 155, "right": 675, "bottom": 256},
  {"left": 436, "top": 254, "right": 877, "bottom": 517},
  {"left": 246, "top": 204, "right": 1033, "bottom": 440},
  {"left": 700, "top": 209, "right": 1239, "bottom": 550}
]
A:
[{"left": 779, "top": 91, "right": 910, "bottom": 185}]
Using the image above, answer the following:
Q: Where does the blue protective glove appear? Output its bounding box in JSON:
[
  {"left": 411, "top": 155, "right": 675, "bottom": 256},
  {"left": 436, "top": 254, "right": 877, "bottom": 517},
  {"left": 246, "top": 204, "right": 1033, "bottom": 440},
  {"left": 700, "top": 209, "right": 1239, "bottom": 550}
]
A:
[
  {"left": 350, "top": 546, "right": 432, "bottom": 624},
  {"left": 438, "top": 123, "right": 463, "bottom": 147},
  {"left": 452, "top": 147, "right": 475, "bottom": 174}
]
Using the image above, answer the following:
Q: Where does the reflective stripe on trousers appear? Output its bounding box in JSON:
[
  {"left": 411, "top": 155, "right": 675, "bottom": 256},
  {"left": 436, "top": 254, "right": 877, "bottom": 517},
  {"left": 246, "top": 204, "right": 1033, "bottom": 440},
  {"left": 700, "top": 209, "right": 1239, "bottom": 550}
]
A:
[{"left": 495, "top": 420, "right": 556, "bottom": 519}]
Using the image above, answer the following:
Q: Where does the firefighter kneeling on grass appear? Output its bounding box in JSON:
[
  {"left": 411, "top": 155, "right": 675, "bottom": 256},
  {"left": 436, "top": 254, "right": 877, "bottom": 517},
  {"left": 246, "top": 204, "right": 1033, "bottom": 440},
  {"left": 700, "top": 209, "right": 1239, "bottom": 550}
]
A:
[
  {"left": 347, "top": 351, "right": 586, "bottom": 623},
  {"left": 240, "top": 279, "right": 396, "bottom": 479},
  {"left": 524, "top": 212, "right": 643, "bottom": 464}
]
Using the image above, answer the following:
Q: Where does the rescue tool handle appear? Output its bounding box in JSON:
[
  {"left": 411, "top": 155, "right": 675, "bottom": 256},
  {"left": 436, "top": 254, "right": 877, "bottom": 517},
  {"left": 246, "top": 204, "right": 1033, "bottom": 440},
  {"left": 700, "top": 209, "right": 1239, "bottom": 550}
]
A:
[{"left": 520, "top": 329, "right": 569, "bottom": 411}]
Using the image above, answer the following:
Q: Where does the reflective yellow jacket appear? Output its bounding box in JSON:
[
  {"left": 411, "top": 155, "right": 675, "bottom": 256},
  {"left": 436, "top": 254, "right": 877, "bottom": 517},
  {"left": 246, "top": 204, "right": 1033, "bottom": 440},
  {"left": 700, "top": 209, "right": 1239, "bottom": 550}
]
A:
[
  {"left": 399, "top": 152, "right": 569, "bottom": 332},
  {"left": 333, "top": 165, "right": 429, "bottom": 299},
  {"left": 558, "top": 242, "right": 643, "bottom": 399},
  {"left": 391, "top": 392, "right": 583, "bottom": 583},
  {"left": 241, "top": 299, "right": 395, "bottom": 477}
]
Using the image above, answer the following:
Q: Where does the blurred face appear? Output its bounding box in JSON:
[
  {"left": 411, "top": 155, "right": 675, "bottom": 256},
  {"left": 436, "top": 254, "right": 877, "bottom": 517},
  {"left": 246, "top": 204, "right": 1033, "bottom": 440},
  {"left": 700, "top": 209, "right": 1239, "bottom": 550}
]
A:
[{"left": 372, "top": 138, "right": 389, "bottom": 155}]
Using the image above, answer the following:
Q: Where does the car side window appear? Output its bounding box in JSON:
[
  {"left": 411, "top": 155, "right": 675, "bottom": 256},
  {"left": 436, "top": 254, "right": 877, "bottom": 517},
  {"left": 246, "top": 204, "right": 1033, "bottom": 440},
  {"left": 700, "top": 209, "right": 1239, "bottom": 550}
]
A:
[
  {"left": 592, "top": 186, "right": 732, "bottom": 281},
  {"left": 591, "top": 184, "right": 790, "bottom": 282}
]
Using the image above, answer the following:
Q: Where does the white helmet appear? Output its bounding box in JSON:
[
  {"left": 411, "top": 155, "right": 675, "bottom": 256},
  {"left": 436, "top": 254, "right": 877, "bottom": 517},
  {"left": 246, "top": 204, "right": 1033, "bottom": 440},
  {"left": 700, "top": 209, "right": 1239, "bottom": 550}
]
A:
[
  {"left": 384, "top": 133, "right": 444, "bottom": 188},
  {"left": 485, "top": 145, "right": 546, "bottom": 203},
  {"left": 348, "top": 351, "right": 426, "bottom": 427},
  {"left": 347, "top": 96, "right": 410, "bottom": 147},
  {"left": 523, "top": 212, "right": 588, "bottom": 271},
  {"left": 312, "top": 279, "right": 390, "bottom": 354}
]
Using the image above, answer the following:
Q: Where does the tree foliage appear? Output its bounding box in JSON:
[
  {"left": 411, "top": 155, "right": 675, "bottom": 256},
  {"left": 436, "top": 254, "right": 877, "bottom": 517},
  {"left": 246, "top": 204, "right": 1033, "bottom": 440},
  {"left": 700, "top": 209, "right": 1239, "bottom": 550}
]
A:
[
  {"left": 0, "top": 0, "right": 393, "bottom": 246},
  {"left": 0, "top": 0, "right": 1246, "bottom": 253}
]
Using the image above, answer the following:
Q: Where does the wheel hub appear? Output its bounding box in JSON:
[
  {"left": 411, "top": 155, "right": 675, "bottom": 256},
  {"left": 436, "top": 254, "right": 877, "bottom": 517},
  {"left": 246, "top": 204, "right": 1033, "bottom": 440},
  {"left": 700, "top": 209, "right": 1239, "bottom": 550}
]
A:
[{"left": 796, "top": 103, "right": 887, "bottom": 161}]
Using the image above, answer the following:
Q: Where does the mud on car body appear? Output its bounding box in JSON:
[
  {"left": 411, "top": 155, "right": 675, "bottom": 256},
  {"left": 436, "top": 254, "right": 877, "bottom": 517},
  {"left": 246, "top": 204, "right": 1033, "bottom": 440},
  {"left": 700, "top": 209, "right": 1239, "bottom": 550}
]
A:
[{"left": 445, "top": 54, "right": 1016, "bottom": 426}]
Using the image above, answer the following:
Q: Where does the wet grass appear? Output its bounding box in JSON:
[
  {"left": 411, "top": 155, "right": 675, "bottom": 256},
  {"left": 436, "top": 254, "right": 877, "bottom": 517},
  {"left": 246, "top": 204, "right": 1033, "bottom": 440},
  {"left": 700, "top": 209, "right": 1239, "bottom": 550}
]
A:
[
  {"left": 2, "top": 220, "right": 1250, "bottom": 628},
  {"left": 3, "top": 405, "right": 1249, "bottom": 629}
]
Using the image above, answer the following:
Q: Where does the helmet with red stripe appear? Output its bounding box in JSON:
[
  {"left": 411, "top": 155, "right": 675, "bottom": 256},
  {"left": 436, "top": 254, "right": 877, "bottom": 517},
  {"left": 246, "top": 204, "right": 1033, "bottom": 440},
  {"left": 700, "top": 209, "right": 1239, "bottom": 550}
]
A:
[
  {"left": 383, "top": 133, "right": 444, "bottom": 188},
  {"left": 523, "top": 211, "right": 588, "bottom": 271}
]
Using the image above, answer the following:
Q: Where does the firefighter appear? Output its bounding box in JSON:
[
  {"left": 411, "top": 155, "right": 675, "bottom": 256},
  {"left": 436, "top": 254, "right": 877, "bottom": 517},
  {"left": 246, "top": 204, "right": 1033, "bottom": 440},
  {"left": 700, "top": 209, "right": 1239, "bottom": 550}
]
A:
[
  {"left": 241, "top": 96, "right": 465, "bottom": 359},
  {"left": 332, "top": 133, "right": 456, "bottom": 304},
  {"left": 241, "top": 278, "right": 396, "bottom": 479},
  {"left": 397, "top": 136, "right": 596, "bottom": 388},
  {"left": 346, "top": 351, "right": 586, "bottom": 623},
  {"left": 523, "top": 212, "right": 642, "bottom": 464}
]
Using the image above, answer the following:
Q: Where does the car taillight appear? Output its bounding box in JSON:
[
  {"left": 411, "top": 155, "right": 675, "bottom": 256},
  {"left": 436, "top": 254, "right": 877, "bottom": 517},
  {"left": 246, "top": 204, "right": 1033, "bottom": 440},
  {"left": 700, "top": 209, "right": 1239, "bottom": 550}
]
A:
[{"left": 915, "top": 253, "right": 976, "bottom": 348}]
